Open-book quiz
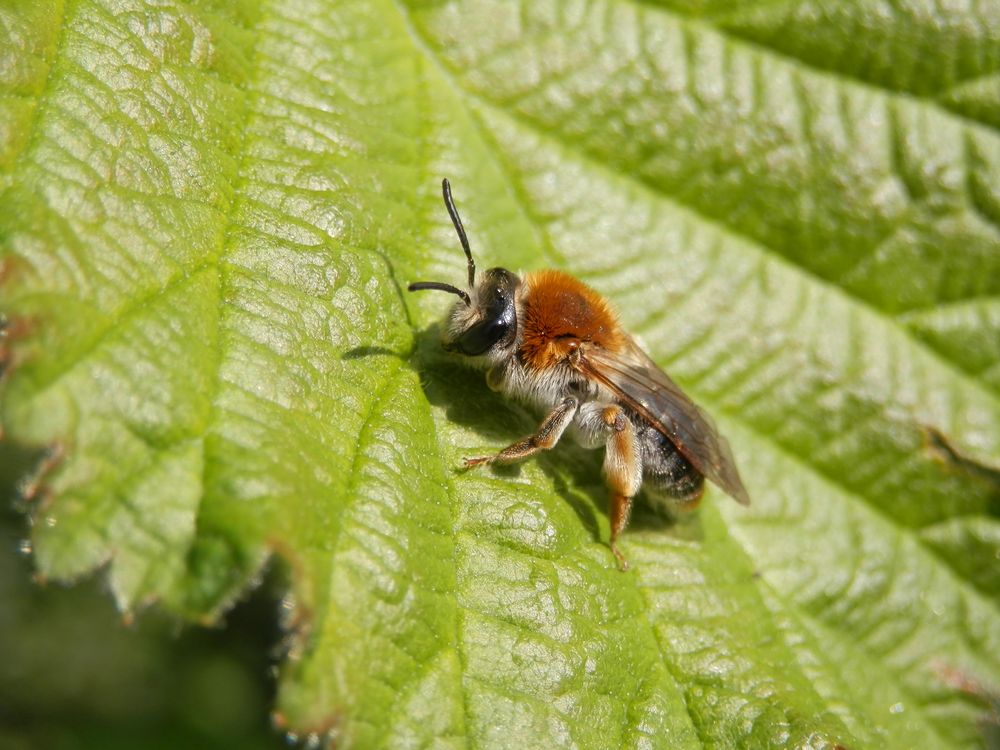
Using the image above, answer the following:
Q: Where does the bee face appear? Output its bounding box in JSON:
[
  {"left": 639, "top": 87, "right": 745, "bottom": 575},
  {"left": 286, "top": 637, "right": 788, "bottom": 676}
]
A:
[
  {"left": 443, "top": 267, "right": 519, "bottom": 357},
  {"left": 408, "top": 178, "right": 521, "bottom": 360}
]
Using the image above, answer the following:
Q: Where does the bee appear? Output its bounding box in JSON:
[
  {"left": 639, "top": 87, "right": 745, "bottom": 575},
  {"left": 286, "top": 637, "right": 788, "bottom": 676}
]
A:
[{"left": 409, "top": 179, "right": 750, "bottom": 569}]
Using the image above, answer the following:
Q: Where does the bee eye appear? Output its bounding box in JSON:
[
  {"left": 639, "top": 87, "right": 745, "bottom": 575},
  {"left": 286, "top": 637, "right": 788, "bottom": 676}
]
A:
[
  {"left": 454, "top": 316, "right": 512, "bottom": 356},
  {"left": 446, "top": 266, "right": 519, "bottom": 357}
]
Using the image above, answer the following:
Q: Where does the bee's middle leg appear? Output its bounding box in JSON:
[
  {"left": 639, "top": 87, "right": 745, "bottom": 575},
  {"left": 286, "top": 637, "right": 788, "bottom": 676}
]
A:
[
  {"left": 463, "top": 396, "right": 578, "bottom": 468},
  {"left": 601, "top": 406, "right": 642, "bottom": 571}
]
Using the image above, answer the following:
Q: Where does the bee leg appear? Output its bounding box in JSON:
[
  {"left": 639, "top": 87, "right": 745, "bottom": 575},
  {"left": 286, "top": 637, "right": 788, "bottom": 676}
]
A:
[
  {"left": 463, "top": 396, "right": 578, "bottom": 468},
  {"left": 602, "top": 406, "right": 642, "bottom": 571}
]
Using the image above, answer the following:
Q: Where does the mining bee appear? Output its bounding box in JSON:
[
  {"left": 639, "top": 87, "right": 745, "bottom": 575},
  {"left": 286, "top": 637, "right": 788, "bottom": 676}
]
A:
[{"left": 410, "top": 179, "right": 749, "bottom": 569}]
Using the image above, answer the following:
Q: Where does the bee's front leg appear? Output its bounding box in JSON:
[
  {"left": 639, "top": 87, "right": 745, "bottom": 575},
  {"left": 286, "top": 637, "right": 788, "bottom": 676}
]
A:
[
  {"left": 463, "top": 396, "right": 578, "bottom": 468},
  {"left": 601, "top": 405, "right": 642, "bottom": 571}
]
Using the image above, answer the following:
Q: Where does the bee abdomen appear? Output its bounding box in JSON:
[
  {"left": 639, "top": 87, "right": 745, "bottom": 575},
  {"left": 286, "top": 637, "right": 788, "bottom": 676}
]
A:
[{"left": 635, "top": 416, "right": 705, "bottom": 503}]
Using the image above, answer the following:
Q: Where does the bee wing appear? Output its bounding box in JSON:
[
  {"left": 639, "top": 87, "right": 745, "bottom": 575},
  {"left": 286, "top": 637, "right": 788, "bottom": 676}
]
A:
[{"left": 576, "top": 341, "right": 750, "bottom": 506}]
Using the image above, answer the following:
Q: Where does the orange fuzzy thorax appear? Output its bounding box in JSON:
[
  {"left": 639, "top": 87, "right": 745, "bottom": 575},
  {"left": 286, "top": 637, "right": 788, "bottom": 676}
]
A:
[{"left": 518, "top": 270, "right": 624, "bottom": 371}]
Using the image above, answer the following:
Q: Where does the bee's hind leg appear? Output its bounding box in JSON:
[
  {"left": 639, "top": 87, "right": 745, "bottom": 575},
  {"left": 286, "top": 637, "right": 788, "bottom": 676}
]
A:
[
  {"left": 601, "top": 406, "right": 642, "bottom": 571},
  {"left": 463, "top": 396, "right": 578, "bottom": 468}
]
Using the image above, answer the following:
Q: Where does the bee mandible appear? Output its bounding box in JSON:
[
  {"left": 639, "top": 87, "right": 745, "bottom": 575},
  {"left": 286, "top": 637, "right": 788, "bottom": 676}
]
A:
[{"left": 409, "top": 179, "right": 750, "bottom": 569}]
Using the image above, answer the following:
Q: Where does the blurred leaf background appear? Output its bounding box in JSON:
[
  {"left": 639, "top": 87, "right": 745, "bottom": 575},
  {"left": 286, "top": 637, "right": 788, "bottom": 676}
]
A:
[{"left": 0, "top": 444, "right": 284, "bottom": 749}]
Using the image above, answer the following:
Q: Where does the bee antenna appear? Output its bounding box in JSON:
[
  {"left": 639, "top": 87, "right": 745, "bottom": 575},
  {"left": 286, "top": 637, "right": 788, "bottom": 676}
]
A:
[
  {"left": 442, "top": 178, "right": 475, "bottom": 288},
  {"left": 408, "top": 280, "right": 472, "bottom": 307}
]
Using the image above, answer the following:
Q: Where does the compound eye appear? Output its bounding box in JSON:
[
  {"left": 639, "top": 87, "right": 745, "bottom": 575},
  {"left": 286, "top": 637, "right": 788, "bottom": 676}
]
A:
[
  {"left": 447, "top": 267, "right": 518, "bottom": 357},
  {"left": 455, "top": 318, "right": 511, "bottom": 356}
]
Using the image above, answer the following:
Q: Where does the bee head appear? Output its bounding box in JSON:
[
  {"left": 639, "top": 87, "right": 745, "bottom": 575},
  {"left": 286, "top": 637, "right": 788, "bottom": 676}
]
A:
[{"left": 408, "top": 179, "right": 520, "bottom": 357}]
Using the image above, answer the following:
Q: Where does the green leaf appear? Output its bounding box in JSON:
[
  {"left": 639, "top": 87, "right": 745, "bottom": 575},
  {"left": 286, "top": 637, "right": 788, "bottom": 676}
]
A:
[{"left": 3, "top": 1, "right": 999, "bottom": 748}]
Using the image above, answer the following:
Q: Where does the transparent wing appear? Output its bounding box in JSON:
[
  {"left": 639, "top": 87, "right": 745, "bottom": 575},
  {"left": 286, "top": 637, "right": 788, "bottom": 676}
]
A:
[{"left": 576, "top": 340, "right": 750, "bottom": 506}]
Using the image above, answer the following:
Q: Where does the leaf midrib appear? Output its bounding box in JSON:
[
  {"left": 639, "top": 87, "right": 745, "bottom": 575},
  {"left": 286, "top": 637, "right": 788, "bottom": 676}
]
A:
[{"left": 422, "top": 379, "right": 474, "bottom": 748}]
